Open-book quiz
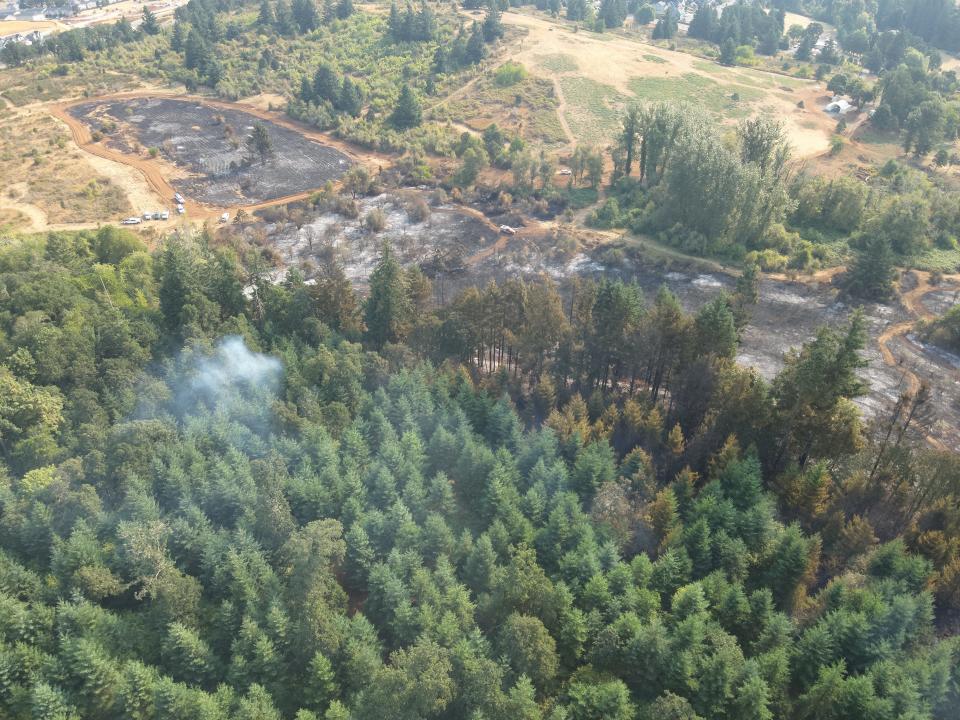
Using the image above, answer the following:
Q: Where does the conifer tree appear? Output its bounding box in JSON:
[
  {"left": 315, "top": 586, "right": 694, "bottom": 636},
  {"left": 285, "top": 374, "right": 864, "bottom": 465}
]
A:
[
  {"left": 142, "top": 6, "right": 161, "bottom": 35},
  {"left": 365, "top": 244, "right": 412, "bottom": 347},
  {"left": 390, "top": 84, "right": 422, "bottom": 129},
  {"left": 258, "top": 0, "right": 275, "bottom": 27}
]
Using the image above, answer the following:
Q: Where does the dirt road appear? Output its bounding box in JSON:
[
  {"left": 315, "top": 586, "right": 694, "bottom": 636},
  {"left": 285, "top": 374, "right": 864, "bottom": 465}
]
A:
[
  {"left": 875, "top": 270, "right": 960, "bottom": 450},
  {"left": 0, "top": 198, "right": 104, "bottom": 233}
]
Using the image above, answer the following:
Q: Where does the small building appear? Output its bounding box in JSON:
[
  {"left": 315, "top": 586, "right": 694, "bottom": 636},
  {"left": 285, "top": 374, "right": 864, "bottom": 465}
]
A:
[{"left": 825, "top": 99, "right": 853, "bottom": 115}]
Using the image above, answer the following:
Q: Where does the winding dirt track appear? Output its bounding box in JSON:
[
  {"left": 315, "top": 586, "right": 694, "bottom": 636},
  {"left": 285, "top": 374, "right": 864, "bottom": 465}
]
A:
[
  {"left": 1, "top": 198, "right": 102, "bottom": 233},
  {"left": 550, "top": 77, "right": 576, "bottom": 149},
  {"left": 47, "top": 91, "right": 389, "bottom": 218},
  {"left": 876, "top": 270, "right": 960, "bottom": 450}
]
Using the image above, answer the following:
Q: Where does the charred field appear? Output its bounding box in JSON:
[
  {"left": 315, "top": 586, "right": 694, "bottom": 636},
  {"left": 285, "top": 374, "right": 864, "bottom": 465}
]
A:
[
  {"left": 67, "top": 97, "right": 352, "bottom": 206},
  {"left": 242, "top": 191, "right": 960, "bottom": 452}
]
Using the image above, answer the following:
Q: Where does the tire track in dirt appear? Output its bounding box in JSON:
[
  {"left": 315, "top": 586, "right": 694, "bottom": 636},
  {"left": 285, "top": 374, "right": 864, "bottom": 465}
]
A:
[
  {"left": 550, "top": 77, "right": 576, "bottom": 149},
  {"left": 47, "top": 91, "right": 391, "bottom": 218},
  {"left": 877, "top": 270, "right": 960, "bottom": 450},
  {"left": 1, "top": 199, "right": 48, "bottom": 232}
]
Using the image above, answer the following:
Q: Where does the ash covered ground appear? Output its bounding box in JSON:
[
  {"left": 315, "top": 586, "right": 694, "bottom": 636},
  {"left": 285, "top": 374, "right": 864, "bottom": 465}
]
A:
[
  {"left": 252, "top": 189, "right": 960, "bottom": 450},
  {"left": 69, "top": 98, "right": 351, "bottom": 205}
]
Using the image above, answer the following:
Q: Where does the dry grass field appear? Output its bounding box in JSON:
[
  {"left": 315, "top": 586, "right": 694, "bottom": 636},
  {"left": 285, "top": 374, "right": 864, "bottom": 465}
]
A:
[
  {"left": 0, "top": 19, "right": 63, "bottom": 35},
  {"left": 485, "top": 11, "right": 837, "bottom": 156},
  {"left": 0, "top": 107, "right": 139, "bottom": 230}
]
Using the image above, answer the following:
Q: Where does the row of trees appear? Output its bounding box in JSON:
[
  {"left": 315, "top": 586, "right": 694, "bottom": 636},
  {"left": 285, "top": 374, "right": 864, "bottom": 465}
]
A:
[
  {"left": 298, "top": 64, "right": 364, "bottom": 118},
  {"left": 688, "top": 3, "right": 785, "bottom": 56},
  {"left": 871, "top": 51, "right": 960, "bottom": 156},
  {"left": 792, "top": 0, "right": 960, "bottom": 53},
  {"left": 0, "top": 14, "right": 145, "bottom": 67},
  {"left": 590, "top": 99, "right": 960, "bottom": 277},
  {"left": 387, "top": 1, "right": 437, "bottom": 42}
]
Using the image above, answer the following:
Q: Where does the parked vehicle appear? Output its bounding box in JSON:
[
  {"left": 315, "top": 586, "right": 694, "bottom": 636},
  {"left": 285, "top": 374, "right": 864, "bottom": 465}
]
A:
[
  {"left": 160, "top": 210, "right": 169, "bottom": 220},
  {"left": 173, "top": 193, "right": 184, "bottom": 204},
  {"left": 499, "top": 225, "right": 517, "bottom": 235},
  {"left": 121, "top": 217, "right": 141, "bottom": 225},
  {"left": 557, "top": 168, "right": 572, "bottom": 176},
  {"left": 219, "top": 212, "right": 230, "bottom": 223},
  {"left": 176, "top": 205, "right": 185, "bottom": 215},
  {"left": 142, "top": 212, "right": 152, "bottom": 221}
]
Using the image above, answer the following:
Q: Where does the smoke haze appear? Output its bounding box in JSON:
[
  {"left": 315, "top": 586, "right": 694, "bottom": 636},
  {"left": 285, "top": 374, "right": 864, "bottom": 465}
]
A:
[{"left": 190, "top": 335, "right": 282, "bottom": 399}]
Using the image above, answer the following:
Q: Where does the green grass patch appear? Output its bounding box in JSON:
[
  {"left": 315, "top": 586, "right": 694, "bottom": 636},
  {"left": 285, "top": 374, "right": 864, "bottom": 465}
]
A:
[
  {"left": 643, "top": 54, "right": 668, "bottom": 64},
  {"left": 565, "top": 186, "right": 600, "bottom": 209},
  {"left": 910, "top": 247, "right": 960, "bottom": 273},
  {"left": 626, "top": 73, "right": 762, "bottom": 118},
  {"left": 530, "top": 110, "right": 567, "bottom": 147},
  {"left": 447, "top": 74, "right": 566, "bottom": 146},
  {"left": 855, "top": 126, "right": 901, "bottom": 146},
  {"left": 692, "top": 60, "right": 732, "bottom": 76},
  {"left": 692, "top": 59, "right": 810, "bottom": 91},
  {"left": 536, "top": 53, "right": 578, "bottom": 73},
  {"left": 558, "top": 76, "right": 628, "bottom": 146}
]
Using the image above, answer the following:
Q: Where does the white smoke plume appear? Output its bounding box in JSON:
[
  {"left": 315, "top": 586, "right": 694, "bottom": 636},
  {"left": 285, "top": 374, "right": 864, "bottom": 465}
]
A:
[{"left": 190, "top": 336, "right": 282, "bottom": 399}]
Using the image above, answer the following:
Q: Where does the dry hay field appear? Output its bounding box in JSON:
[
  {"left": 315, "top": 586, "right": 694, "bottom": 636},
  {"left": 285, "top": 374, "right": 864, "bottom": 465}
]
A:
[
  {"left": 493, "top": 11, "right": 836, "bottom": 157},
  {"left": 0, "top": 19, "right": 63, "bottom": 35},
  {"left": 0, "top": 105, "right": 154, "bottom": 232}
]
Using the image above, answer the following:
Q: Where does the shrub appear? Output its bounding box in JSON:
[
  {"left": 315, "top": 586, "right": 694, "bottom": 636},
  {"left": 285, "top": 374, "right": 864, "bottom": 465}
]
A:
[
  {"left": 746, "top": 248, "right": 788, "bottom": 272},
  {"left": 365, "top": 207, "right": 387, "bottom": 232},
  {"left": 494, "top": 61, "right": 527, "bottom": 87},
  {"left": 734, "top": 45, "right": 756, "bottom": 65},
  {"left": 335, "top": 196, "right": 359, "bottom": 218},
  {"left": 586, "top": 198, "right": 622, "bottom": 229},
  {"left": 407, "top": 197, "right": 430, "bottom": 222}
]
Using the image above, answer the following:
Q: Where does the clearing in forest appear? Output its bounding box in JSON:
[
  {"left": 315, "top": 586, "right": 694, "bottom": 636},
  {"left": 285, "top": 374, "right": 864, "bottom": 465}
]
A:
[{"left": 497, "top": 11, "right": 836, "bottom": 155}]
